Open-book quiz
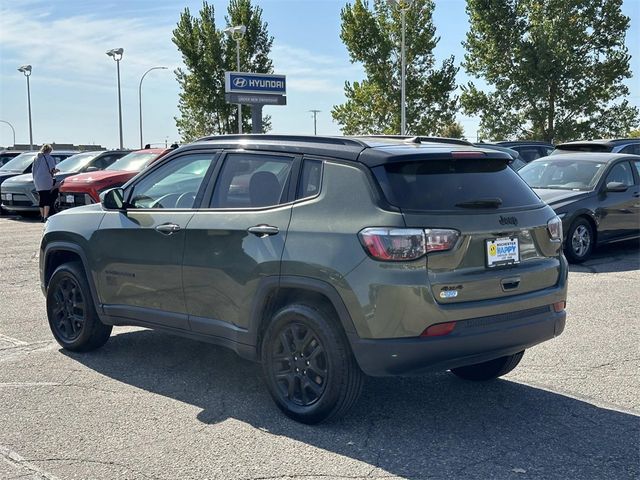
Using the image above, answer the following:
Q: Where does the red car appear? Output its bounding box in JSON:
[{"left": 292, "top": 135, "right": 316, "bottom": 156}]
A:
[{"left": 58, "top": 148, "right": 170, "bottom": 209}]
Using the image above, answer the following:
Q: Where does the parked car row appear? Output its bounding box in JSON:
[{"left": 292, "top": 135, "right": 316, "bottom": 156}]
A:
[{"left": 0, "top": 148, "right": 170, "bottom": 215}]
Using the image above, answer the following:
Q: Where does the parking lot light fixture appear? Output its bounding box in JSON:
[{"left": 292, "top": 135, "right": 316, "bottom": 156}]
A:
[
  {"left": 106, "top": 48, "right": 125, "bottom": 149},
  {"left": 139, "top": 67, "right": 168, "bottom": 149},
  {"left": 223, "top": 25, "right": 247, "bottom": 134},
  {"left": 387, "top": 0, "right": 413, "bottom": 136},
  {"left": 17, "top": 65, "right": 33, "bottom": 150}
]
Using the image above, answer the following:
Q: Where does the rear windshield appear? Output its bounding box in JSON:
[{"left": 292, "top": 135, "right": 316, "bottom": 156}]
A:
[
  {"left": 551, "top": 144, "right": 611, "bottom": 154},
  {"left": 374, "top": 158, "right": 542, "bottom": 211}
]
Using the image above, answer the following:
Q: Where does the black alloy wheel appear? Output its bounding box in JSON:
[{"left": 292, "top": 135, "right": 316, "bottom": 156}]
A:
[
  {"left": 262, "top": 304, "right": 364, "bottom": 424},
  {"left": 50, "top": 275, "right": 86, "bottom": 342},
  {"left": 46, "top": 262, "right": 112, "bottom": 352},
  {"left": 270, "top": 322, "right": 328, "bottom": 407}
]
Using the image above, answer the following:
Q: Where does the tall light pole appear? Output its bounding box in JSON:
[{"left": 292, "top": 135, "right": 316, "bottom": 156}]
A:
[
  {"left": 17, "top": 65, "right": 33, "bottom": 150},
  {"left": 0, "top": 120, "right": 16, "bottom": 147},
  {"left": 106, "top": 48, "right": 124, "bottom": 148},
  {"left": 388, "top": 0, "right": 412, "bottom": 136},
  {"left": 139, "top": 66, "right": 168, "bottom": 149},
  {"left": 223, "top": 25, "right": 246, "bottom": 134},
  {"left": 309, "top": 110, "right": 321, "bottom": 135}
]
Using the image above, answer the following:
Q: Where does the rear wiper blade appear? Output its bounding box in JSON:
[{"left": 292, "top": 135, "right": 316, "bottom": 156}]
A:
[{"left": 455, "top": 198, "right": 503, "bottom": 208}]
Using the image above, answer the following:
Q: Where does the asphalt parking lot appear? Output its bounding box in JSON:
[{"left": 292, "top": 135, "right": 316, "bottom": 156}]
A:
[{"left": 0, "top": 215, "right": 638, "bottom": 480}]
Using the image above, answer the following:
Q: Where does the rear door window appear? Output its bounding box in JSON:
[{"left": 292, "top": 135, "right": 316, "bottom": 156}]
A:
[{"left": 374, "top": 158, "right": 542, "bottom": 211}]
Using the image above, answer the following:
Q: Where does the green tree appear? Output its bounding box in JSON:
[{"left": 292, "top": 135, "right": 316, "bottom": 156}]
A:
[
  {"left": 462, "top": 0, "right": 639, "bottom": 143},
  {"left": 172, "top": 0, "right": 274, "bottom": 142},
  {"left": 439, "top": 121, "right": 466, "bottom": 139},
  {"left": 627, "top": 128, "right": 640, "bottom": 138},
  {"left": 332, "top": 0, "right": 458, "bottom": 135}
]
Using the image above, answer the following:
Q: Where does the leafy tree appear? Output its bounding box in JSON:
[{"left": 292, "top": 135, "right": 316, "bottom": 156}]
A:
[
  {"left": 332, "top": 0, "right": 458, "bottom": 135},
  {"left": 172, "top": 0, "right": 274, "bottom": 141},
  {"left": 462, "top": 0, "right": 639, "bottom": 143},
  {"left": 439, "top": 122, "right": 466, "bottom": 139},
  {"left": 627, "top": 128, "right": 640, "bottom": 138}
]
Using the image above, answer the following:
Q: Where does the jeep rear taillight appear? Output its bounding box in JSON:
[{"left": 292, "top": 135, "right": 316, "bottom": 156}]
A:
[{"left": 358, "top": 228, "right": 459, "bottom": 261}]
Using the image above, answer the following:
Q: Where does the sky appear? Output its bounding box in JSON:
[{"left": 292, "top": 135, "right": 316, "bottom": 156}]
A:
[{"left": 0, "top": 0, "right": 638, "bottom": 149}]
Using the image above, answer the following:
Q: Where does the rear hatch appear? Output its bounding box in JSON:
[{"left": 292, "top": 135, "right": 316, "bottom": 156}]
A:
[{"left": 372, "top": 153, "right": 563, "bottom": 304}]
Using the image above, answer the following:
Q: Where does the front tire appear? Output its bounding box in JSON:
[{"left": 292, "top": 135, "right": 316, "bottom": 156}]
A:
[
  {"left": 261, "top": 304, "right": 364, "bottom": 424},
  {"left": 46, "top": 262, "right": 112, "bottom": 352},
  {"left": 450, "top": 351, "right": 524, "bottom": 381},
  {"left": 564, "top": 217, "right": 594, "bottom": 263}
]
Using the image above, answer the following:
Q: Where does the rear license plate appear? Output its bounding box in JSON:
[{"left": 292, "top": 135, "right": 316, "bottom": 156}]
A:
[
  {"left": 65, "top": 195, "right": 74, "bottom": 204},
  {"left": 486, "top": 237, "right": 519, "bottom": 268}
]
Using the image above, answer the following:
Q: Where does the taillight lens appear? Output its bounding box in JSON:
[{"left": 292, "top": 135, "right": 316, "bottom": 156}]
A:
[
  {"left": 424, "top": 229, "right": 460, "bottom": 253},
  {"left": 421, "top": 321, "right": 457, "bottom": 337},
  {"left": 547, "top": 216, "right": 563, "bottom": 241},
  {"left": 358, "top": 228, "right": 459, "bottom": 261}
]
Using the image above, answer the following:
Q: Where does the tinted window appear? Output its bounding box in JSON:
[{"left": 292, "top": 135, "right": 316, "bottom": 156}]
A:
[
  {"left": 130, "top": 154, "right": 214, "bottom": 209},
  {"left": 634, "top": 161, "right": 640, "bottom": 179},
  {"left": 91, "top": 153, "right": 122, "bottom": 170},
  {"left": 519, "top": 159, "right": 606, "bottom": 190},
  {"left": 211, "top": 153, "right": 293, "bottom": 208},
  {"left": 518, "top": 148, "right": 542, "bottom": 162},
  {"left": 605, "top": 162, "right": 634, "bottom": 187},
  {"left": 374, "top": 158, "right": 541, "bottom": 211},
  {"left": 297, "top": 159, "right": 322, "bottom": 199},
  {"left": 619, "top": 144, "right": 640, "bottom": 155}
]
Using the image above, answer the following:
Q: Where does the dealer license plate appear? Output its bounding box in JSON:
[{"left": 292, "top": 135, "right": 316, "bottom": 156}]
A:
[
  {"left": 486, "top": 237, "right": 519, "bottom": 268},
  {"left": 65, "top": 195, "right": 74, "bottom": 204}
]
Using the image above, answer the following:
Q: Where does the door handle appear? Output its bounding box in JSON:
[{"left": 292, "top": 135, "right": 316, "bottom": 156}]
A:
[
  {"left": 155, "top": 223, "right": 181, "bottom": 235},
  {"left": 247, "top": 225, "right": 279, "bottom": 238},
  {"left": 501, "top": 276, "right": 521, "bottom": 291}
]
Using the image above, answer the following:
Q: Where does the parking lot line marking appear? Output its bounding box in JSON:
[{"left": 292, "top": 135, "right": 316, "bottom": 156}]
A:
[
  {"left": 0, "top": 382, "right": 61, "bottom": 388},
  {"left": 0, "top": 334, "right": 29, "bottom": 346},
  {"left": 0, "top": 445, "right": 63, "bottom": 480}
]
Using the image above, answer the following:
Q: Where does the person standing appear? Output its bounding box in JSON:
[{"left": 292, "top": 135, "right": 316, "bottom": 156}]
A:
[{"left": 32, "top": 144, "right": 59, "bottom": 222}]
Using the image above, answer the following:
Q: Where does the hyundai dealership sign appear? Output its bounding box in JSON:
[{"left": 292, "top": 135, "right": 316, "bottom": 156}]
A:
[{"left": 225, "top": 72, "right": 286, "bottom": 95}]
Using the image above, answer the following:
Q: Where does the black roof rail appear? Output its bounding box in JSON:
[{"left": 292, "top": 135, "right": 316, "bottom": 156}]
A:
[{"left": 195, "top": 134, "right": 370, "bottom": 148}]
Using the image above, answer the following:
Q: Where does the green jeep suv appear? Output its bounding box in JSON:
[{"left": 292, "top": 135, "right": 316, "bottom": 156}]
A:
[{"left": 40, "top": 135, "right": 567, "bottom": 423}]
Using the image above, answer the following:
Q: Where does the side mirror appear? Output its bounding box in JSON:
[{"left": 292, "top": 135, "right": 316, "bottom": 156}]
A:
[
  {"left": 605, "top": 181, "right": 628, "bottom": 193},
  {"left": 100, "top": 188, "right": 125, "bottom": 210},
  {"left": 85, "top": 166, "right": 99, "bottom": 172}
]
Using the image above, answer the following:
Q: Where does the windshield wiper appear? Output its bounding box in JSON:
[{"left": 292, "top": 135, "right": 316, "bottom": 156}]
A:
[{"left": 455, "top": 198, "right": 503, "bottom": 209}]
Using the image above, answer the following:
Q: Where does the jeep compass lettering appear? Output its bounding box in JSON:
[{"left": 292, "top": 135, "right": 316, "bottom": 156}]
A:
[{"left": 40, "top": 135, "right": 567, "bottom": 424}]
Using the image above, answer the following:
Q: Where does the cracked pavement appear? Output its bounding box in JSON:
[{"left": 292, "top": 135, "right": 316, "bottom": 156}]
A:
[{"left": 0, "top": 216, "right": 638, "bottom": 479}]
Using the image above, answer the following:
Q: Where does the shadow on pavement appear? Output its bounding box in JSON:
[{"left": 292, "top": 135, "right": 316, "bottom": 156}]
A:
[
  {"left": 64, "top": 330, "right": 639, "bottom": 479},
  {"left": 569, "top": 238, "right": 639, "bottom": 274}
]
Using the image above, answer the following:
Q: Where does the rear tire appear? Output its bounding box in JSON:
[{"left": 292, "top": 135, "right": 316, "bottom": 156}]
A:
[
  {"left": 564, "top": 217, "right": 594, "bottom": 263},
  {"left": 46, "top": 262, "right": 112, "bottom": 352},
  {"left": 261, "top": 303, "right": 364, "bottom": 424},
  {"left": 450, "top": 351, "right": 524, "bottom": 381}
]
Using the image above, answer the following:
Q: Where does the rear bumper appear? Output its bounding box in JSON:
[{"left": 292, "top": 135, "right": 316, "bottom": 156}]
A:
[{"left": 349, "top": 306, "right": 565, "bottom": 376}]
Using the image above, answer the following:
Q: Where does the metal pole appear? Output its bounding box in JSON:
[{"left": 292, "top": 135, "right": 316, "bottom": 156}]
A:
[
  {"left": 0, "top": 120, "right": 16, "bottom": 146},
  {"left": 26, "top": 75, "right": 34, "bottom": 150},
  {"left": 236, "top": 39, "right": 242, "bottom": 134},
  {"left": 116, "top": 59, "right": 123, "bottom": 149},
  {"left": 400, "top": 8, "right": 406, "bottom": 136},
  {"left": 139, "top": 67, "right": 167, "bottom": 149},
  {"left": 309, "top": 110, "right": 321, "bottom": 135}
]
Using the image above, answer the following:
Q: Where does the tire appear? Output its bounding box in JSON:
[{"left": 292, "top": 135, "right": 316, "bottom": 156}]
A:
[
  {"left": 261, "top": 303, "right": 364, "bottom": 424},
  {"left": 450, "top": 351, "right": 524, "bottom": 381},
  {"left": 564, "top": 217, "right": 594, "bottom": 263},
  {"left": 46, "top": 262, "right": 112, "bottom": 352}
]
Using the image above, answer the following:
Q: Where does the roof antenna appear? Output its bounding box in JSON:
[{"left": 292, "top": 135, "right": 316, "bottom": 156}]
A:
[{"left": 404, "top": 136, "right": 421, "bottom": 144}]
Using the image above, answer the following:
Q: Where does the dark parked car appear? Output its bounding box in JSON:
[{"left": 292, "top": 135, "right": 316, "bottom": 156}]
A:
[
  {"left": 0, "top": 150, "right": 24, "bottom": 167},
  {"left": 474, "top": 143, "right": 526, "bottom": 171},
  {"left": 551, "top": 139, "right": 640, "bottom": 156},
  {"left": 495, "top": 141, "right": 555, "bottom": 163},
  {"left": 40, "top": 135, "right": 567, "bottom": 423},
  {"left": 519, "top": 153, "right": 640, "bottom": 262}
]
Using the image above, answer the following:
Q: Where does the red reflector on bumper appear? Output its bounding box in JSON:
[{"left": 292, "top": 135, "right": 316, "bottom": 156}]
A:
[
  {"left": 553, "top": 301, "right": 566, "bottom": 313},
  {"left": 421, "top": 321, "right": 456, "bottom": 337}
]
